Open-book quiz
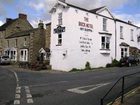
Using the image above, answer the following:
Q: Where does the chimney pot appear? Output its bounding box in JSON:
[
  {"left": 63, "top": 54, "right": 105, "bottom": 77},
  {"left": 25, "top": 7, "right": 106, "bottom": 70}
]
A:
[
  {"left": 6, "top": 18, "right": 13, "bottom": 23},
  {"left": 19, "top": 13, "right": 27, "bottom": 20}
]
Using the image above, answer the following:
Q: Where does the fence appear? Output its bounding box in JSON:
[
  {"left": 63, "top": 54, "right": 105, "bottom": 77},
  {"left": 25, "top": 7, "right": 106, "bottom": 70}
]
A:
[{"left": 101, "top": 71, "right": 140, "bottom": 105}]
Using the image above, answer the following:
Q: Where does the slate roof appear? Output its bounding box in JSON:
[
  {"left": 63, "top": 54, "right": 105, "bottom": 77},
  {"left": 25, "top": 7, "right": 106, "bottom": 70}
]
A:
[
  {"left": 89, "top": 6, "right": 105, "bottom": 13},
  {"left": 5, "top": 28, "right": 39, "bottom": 39},
  {"left": 0, "top": 19, "right": 17, "bottom": 31}
]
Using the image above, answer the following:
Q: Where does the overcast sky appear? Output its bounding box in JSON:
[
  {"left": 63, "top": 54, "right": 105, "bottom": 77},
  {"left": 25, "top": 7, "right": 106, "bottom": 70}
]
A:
[{"left": 0, "top": 0, "right": 140, "bottom": 27}]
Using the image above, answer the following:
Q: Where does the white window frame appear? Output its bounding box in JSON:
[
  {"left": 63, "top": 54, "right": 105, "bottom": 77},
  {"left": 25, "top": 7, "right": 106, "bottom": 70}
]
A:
[
  {"left": 120, "top": 26, "right": 123, "bottom": 39},
  {"left": 103, "top": 18, "right": 107, "bottom": 31},
  {"left": 131, "top": 29, "right": 134, "bottom": 41},
  {"left": 121, "top": 47, "right": 129, "bottom": 58},
  {"left": 58, "top": 34, "right": 62, "bottom": 46},
  {"left": 58, "top": 12, "right": 62, "bottom": 25},
  {"left": 101, "top": 36, "right": 110, "bottom": 50},
  {"left": 20, "top": 49, "right": 28, "bottom": 62}
]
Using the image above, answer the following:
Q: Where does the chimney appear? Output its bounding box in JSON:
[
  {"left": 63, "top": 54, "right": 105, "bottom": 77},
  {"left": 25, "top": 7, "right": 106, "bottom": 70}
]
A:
[
  {"left": 59, "top": 0, "right": 66, "bottom": 2},
  {"left": 6, "top": 18, "right": 13, "bottom": 23},
  {"left": 38, "top": 20, "right": 44, "bottom": 29},
  {"left": 19, "top": 13, "right": 27, "bottom": 20}
]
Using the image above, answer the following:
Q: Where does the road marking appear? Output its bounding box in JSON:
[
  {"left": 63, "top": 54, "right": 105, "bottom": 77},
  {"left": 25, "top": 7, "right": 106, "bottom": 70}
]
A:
[
  {"left": 8, "top": 69, "right": 19, "bottom": 87},
  {"left": 26, "top": 94, "right": 32, "bottom": 98},
  {"left": 29, "top": 81, "right": 68, "bottom": 87},
  {"left": 16, "top": 87, "right": 21, "bottom": 90},
  {"left": 27, "top": 99, "right": 34, "bottom": 103},
  {"left": 15, "top": 94, "right": 21, "bottom": 99},
  {"left": 67, "top": 82, "right": 111, "bottom": 94},
  {"left": 14, "top": 100, "right": 20, "bottom": 105},
  {"left": 16, "top": 89, "right": 21, "bottom": 94},
  {"left": 24, "top": 86, "right": 34, "bottom": 104}
]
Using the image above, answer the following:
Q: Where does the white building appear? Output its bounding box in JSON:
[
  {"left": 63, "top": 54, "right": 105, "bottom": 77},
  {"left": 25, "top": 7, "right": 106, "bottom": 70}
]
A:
[{"left": 50, "top": 0, "right": 140, "bottom": 72}]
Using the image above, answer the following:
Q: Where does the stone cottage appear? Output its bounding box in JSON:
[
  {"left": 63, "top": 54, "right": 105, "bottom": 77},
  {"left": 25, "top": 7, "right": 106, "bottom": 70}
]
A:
[{"left": 0, "top": 13, "right": 51, "bottom": 66}]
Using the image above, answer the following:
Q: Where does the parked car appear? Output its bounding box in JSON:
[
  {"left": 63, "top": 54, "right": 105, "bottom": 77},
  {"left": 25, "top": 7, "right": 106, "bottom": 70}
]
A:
[
  {"left": 0, "top": 55, "right": 11, "bottom": 65},
  {"left": 119, "top": 56, "right": 139, "bottom": 67}
]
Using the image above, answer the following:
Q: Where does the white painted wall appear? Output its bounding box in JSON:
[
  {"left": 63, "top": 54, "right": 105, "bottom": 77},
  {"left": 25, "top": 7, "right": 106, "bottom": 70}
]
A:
[
  {"left": 50, "top": 4, "right": 116, "bottom": 71},
  {"left": 116, "top": 21, "right": 140, "bottom": 60}
]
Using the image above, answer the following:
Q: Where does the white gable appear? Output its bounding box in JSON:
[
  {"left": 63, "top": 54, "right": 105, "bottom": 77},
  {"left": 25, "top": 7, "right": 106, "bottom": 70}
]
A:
[{"left": 97, "top": 8, "right": 114, "bottom": 19}]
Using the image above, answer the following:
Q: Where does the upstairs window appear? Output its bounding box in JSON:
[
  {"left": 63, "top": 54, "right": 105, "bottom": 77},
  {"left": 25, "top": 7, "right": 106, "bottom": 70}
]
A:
[
  {"left": 58, "top": 13, "right": 62, "bottom": 25},
  {"left": 120, "top": 26, "right": 123, "bottom": 39},
  {"left": 131, "top": 29, "right": 134, "bottom": 41},
  {"left": 24, "top": 38, "right": 27, "bottom": 46},
  {"left": 103, "top": 18, "right": 107, "bottom": 31},
  {"left": 101, "top": 36, "right": 110, "bottom": 50},
  {"left": 15, "top": 39, "right": 17, "bottom": 47},
  {"left": 7, "top": 40, "right": 9, "bottom": 47}
]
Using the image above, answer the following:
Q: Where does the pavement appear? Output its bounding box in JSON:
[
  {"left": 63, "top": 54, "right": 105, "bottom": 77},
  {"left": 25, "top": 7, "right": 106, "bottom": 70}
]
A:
[{"left": 122, "top": 87, "right": 140, "bottom": 105}]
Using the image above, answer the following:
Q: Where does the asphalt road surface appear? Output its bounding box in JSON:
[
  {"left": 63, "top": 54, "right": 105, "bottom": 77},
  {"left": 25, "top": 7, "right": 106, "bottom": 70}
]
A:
[{"left": 0, "top": 66, "right": 140, "bottom": 105}]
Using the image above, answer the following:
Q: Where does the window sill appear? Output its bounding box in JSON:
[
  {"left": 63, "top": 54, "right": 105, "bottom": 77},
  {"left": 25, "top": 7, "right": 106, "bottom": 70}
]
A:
[
  {"left": 100, "top": 49, "right": 110, "bottom": 54},
  {"left": 56, "top": 44, "right": 62, "bottom": 46},
  {"left": 120, "top": 37, "right": 124, "bottom": 40}
]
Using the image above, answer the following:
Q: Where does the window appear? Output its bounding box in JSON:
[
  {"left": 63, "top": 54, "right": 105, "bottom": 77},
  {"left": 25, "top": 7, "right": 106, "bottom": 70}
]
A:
[
  {"left": 58, "top": 34, "right": 62, "bottom": 46},
  {"left": 101, "top": 36, "right": 110, "bottom": 50},
  {"left": 20, "top": 49, "right": 28, "bottom": 62},
  {"left": 120, "top": 26, "right": 123, "bottom": 39},
  {"left": 131, "top": 29, "right": 134, "bottom": 41},
  {"left": 7, "top": 40, "right": 9, "bottom": 47},
  {"left": 103, "top": 18, "right": 107, "bottom": 31},
  {"left": 121, "top": 47, "right": 128, "bottom": 58},
  {"left": 24, "top": 38, "right": 27, "bottom": 46},
  {"left": 15, "top": 39, "right": 17, "bottom": 47},
  {"left": 58, "top": 13, "right": 62, "bottom": 25}
]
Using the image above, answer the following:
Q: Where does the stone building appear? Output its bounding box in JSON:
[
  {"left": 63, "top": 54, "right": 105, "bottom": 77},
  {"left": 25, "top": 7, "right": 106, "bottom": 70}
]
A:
[{"left": 0, "top": 14, "right": 51, "bottom": 65}]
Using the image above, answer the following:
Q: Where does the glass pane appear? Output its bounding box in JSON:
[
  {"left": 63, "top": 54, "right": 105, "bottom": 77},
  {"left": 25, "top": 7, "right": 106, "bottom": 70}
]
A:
[{"left": 102, "top": 37, "right": 105, "bottom": 42}]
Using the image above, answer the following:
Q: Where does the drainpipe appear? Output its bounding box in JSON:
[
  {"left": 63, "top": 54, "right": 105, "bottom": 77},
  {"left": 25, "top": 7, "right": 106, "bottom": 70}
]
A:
[{"left": 115, "top": 20, "right": 117, "bottom": 59}]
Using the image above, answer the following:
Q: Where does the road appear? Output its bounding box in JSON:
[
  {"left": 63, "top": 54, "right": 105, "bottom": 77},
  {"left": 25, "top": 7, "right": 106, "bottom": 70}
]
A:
[{"left": 0, "top": 66, "right": 140, "bottom": 105}]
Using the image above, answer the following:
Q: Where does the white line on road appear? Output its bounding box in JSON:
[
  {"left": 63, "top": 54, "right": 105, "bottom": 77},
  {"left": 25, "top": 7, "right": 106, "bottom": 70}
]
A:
[
  {"left": 14, "top": 100, "right": 20, "bottom": 105},
  {"left": 24, "top": 86, "right": 34, "bottom": 104},
  {"left": 27, "top": 99, "right": 34, "bottom": 104},
  {"left": 15, "top": 94, "right": 21, "bottom": 99},
  {"left": 29, "top": 81, "right": 68, "bottom": 87},
  {"left": 67, "top": 82, "right": 111, "bottom": 94}
]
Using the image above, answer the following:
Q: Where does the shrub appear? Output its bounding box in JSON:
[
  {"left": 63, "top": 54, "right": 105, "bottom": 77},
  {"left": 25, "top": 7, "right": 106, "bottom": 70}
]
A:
[
  {"left": 85, "top": 61, "right": 91, "bottom": 70},
  {"left": 106, "top": 63, "right": 112, "bottom": 68},
  {"left": 112, "top": 59, "right": 120, "bottom": 67}
]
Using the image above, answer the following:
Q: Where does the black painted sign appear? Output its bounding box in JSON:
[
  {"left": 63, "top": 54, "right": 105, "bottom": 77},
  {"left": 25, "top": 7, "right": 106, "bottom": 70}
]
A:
[{"left": 54, "top": 26, "right": 65, "bottom": 34}]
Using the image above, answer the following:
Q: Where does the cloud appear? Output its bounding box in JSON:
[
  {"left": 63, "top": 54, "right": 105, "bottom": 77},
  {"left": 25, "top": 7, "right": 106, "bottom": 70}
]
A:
[
  {"left": 30, "top": 19, "right": 51, "bottom": 28},
  {"left": 113, "top": 13, "right": 140, "bottom": 26},
  {"left": 0, "top": 21, "right": 4, "bottom": 26},
  {"left": 66, "top": 0, "right": 130, "bottom": 9}
]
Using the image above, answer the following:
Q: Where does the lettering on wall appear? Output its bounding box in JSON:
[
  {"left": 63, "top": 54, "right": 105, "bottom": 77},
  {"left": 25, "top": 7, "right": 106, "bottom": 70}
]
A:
[
  {"left": 78, "top": 17, "right": 93, "bottom": 32},
  {"left": 79, "top": 17, "right": 93, "bottom": 54},
  {"left": 79, "top": 36, "right": 92, "bottom": 54}
]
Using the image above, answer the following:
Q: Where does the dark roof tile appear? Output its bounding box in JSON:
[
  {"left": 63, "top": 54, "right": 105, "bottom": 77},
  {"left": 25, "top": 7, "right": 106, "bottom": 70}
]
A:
[
  {"left": 0, "top": 19, "right": 17, "bottom": 31},
  {"left": 5, "top": 28, "right": 39, "bottom": 39}
]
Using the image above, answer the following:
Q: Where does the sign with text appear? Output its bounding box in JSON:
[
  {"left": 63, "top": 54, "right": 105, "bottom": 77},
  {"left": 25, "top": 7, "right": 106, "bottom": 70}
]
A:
[{"left": 54, "top": 26, "right": 65, "bottom": 34}]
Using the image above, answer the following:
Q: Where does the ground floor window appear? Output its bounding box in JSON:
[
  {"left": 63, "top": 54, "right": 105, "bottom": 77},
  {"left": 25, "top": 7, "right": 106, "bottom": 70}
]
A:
[
  {"left": 121, "top": 47, "right": 129, "bottom": 58},
  {"left": 4, "top": 48, "right": 17, "bottom": 61},
  {"left": 20, "top": 49, "right": 28, "bottom": 62}
]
